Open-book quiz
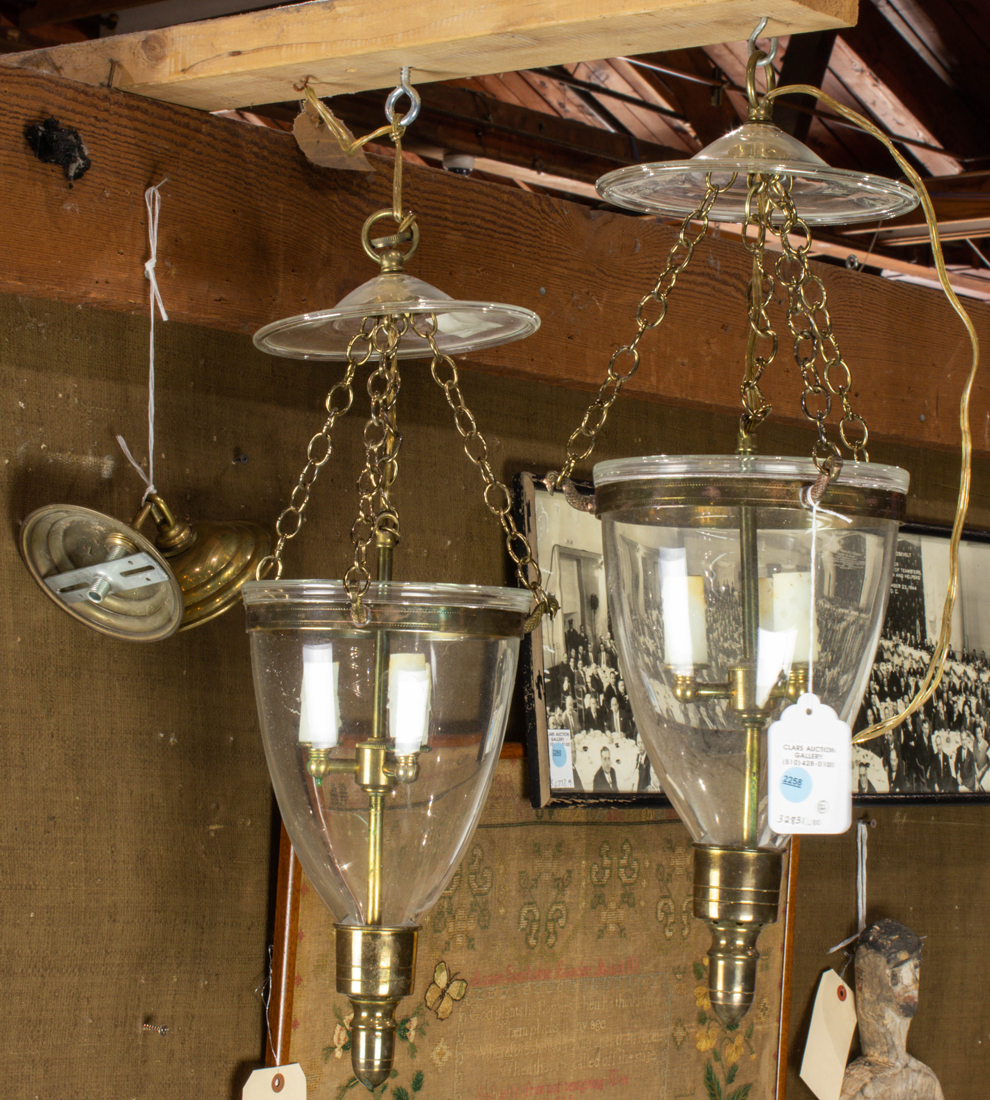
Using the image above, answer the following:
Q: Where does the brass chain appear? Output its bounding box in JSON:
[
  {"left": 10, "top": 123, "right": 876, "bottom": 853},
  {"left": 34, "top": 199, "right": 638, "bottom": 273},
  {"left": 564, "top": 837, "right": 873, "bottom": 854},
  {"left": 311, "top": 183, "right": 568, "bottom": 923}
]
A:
[
  {"left": 739, "top": 174, "right": 778, "bottom": 439},
  {"left": 416, "top": 318, "right": 558, "bottom": 630},
  {"left": 768, "top": 177, "right": 870, "bottom": 466},
  {"left": 345, "top": 316, "right": 404, "bottom": 624},
  {"left": 255, "top": 356, "right": 359, "bottom": 581},
  {"left": 554, "top": 180, "right": 722, "bottom": 485}
]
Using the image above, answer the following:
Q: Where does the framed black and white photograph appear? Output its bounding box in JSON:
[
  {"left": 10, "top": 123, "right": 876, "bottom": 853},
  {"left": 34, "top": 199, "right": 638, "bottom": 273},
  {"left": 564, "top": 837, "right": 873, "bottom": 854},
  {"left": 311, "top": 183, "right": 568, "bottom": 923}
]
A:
[
  {"left": 514, "top": 472, "right": 668, "bottom": 807},
  {"left": 852, "top": 525, "right": 990, "bottom": 802}
]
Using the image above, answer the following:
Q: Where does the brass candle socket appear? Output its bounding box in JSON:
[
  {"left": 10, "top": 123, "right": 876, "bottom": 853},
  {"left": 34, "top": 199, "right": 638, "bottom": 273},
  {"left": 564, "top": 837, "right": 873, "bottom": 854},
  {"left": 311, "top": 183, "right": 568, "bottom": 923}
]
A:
[
  {"left": 693, "top": 845, "right": 783, "bottom": 1027},
  {"left": 335, "top": 926, "right": 418, "bottom": 1089}
]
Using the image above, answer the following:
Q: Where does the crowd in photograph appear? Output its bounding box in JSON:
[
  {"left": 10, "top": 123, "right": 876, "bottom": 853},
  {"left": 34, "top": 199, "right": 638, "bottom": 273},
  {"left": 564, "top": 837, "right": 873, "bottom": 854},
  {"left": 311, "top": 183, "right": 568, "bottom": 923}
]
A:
[
  {"left": 852, "top": 634, "right": 990, "bottom": 794},
  {"left": 544, "top": 624, "right": 655, "bottom": 792}
]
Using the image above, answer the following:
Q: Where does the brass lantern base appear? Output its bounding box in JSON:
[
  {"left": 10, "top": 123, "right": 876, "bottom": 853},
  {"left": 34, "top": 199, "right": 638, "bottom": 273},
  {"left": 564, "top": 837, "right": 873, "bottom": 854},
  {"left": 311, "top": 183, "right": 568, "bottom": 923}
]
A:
[
  {"left": 693, "top": 845, "right": 782, "bottom": 1027},
  {"left": 335, "top": 925, "right": 418, "bottom": 1091}
]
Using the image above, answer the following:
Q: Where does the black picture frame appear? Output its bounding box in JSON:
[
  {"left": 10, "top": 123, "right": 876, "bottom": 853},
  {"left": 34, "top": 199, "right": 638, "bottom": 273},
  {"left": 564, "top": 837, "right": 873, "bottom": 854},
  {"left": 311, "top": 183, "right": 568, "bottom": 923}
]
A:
[
  {"left": 852, "top": 523, "right": 990, "bottom": 803},
  {"left": 514, "top": 472, "right": 670, "bottom": 808}
]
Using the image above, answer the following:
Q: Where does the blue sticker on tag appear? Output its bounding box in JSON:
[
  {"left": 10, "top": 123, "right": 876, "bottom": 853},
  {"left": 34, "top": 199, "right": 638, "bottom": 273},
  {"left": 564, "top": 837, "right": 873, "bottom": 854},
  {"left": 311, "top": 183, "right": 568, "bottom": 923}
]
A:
[
  {"left": 780, "top": 766, "right": 811, "bottom": 802},
  {"left": 551, "top": 743, "right": 568, "bottom": 767}
]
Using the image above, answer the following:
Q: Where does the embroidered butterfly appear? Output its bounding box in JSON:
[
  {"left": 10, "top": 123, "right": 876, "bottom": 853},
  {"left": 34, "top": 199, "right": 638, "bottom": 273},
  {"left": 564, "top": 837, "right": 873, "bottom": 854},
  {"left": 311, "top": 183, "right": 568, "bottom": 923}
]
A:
[{"left": 424, "top": 960, "right": 468, "bottom": 1020}]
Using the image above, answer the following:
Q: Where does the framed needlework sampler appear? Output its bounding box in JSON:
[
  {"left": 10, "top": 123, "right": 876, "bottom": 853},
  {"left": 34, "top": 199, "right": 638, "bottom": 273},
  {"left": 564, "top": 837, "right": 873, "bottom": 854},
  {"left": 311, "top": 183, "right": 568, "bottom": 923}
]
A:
[{"left": 266, "top": 751, "right": 796, "bottom": 1100}]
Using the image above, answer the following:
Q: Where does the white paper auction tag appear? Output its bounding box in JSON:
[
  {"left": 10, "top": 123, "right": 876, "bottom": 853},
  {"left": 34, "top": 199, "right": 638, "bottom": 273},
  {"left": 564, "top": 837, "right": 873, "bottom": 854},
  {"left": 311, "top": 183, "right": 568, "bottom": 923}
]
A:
[
  {"left": 800, "top": 970, "right": 857, "bottom": 1100},
  {"left": 768, "top": 693, "right": 851, "bottom": 834},
  {"left": 243, "top": 1065, "right": 306, "bottom": 1100},
  {"left": 548, "top": 728, "right": 575, "bottom": 789}
]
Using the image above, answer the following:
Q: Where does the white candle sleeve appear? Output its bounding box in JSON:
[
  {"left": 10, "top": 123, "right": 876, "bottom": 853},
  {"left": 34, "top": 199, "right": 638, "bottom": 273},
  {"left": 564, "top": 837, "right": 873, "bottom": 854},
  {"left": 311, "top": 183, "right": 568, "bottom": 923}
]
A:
[
  {"left": 661, "top": 575, "right": 708, "bottom": 672},
  {"left": 770, "top": 572, "right": 814, "bottom": 662},
  {"left": 388, "top": 652, "right": 432, "bottom": 754},
  {"left": 298, "top": 643, "right": 340, "bottom": 748}
]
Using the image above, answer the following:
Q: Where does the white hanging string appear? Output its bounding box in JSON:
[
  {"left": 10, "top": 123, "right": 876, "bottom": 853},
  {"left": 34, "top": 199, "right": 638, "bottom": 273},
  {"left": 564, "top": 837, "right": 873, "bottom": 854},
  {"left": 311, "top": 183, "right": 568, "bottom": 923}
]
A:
[
  {"left": 807, "top": 495, "right": 819, "bottom": 697},
  {"left": 829, "top": 818, "right": 870, "bottom": 953},
  {"left": 117, "top": 179, "right": 168, "bottom": 502}
]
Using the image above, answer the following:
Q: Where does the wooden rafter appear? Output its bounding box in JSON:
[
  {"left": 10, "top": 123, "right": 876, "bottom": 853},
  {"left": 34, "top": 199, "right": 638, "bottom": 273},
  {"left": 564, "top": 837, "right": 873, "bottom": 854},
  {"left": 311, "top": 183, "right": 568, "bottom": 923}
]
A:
[
  {"left": 319, "top": 85, "right": 683, "bottom": 186},
  {"left": 2, "top": 64, "right": 986, "bottom": 458},
  {"left": 0, "top": 0, "right": 856, "bottom": 111}
]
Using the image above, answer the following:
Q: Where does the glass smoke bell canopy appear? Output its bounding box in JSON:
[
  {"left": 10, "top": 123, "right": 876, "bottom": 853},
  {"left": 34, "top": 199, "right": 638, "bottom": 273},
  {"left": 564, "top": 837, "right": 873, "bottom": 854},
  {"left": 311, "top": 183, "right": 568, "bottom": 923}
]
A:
[
  {"left": 597, "top": 122, "right": 920, "bottom": 225},
  {"left": 253, "top": 270, "right": 541, "bottom": 361},
  {"left": 593, "top": 454, "right": 910, "bottom": 850},
  {"left": 243, "top": 581, "right": 530, "bottom": 926}
]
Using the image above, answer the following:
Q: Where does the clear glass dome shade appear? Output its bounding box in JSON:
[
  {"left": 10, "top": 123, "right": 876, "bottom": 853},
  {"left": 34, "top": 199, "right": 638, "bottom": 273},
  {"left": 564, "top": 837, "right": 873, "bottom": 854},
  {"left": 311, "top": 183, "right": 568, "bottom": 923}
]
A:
[
  {"left": 597, "top": 122, "right": 919, "bottom": 226},
  {"left": 594, "top": 456, "right": 909, "bottom": 848},
  {"left": 253, "top": 271, "right": 541, "bottom": 361},
  {"left": 243, "top": 581, "right": 529, "bottom": 927}
]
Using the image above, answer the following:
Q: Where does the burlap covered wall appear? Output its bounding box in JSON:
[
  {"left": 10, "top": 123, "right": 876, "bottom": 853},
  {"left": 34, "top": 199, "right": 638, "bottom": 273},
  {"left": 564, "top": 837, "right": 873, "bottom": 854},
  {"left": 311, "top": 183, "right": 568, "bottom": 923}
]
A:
[{"left": 3, "top": 289, "right": 988, "bottom": 1098}]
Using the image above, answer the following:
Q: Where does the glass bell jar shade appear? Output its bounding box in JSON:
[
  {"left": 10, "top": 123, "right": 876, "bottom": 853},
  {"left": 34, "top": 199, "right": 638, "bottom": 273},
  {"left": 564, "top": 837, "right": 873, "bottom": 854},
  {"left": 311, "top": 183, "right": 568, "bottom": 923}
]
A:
[
  {"left": 596, "top": 122, "right": 920, "bottom": 226},
  {"left": 243, "top": 580, "right": 529, "bottom": 927},
  {"left": 594, "top": 455, "right": 908, "bottom": 1022},
  {"left": 595, "top": 455, "right": 908, "bottom": 847},
  {"left": 253, "top": 271, "right": 541, "bottom": 361},
  {"left": 245, "top": 579, "right": 530, "bottom": 1087}
]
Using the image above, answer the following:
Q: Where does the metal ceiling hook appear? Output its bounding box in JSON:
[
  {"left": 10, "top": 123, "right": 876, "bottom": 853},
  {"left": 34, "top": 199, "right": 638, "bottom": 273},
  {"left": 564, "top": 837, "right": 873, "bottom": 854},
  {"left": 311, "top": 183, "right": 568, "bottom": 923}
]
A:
[
  {"left": 748, "top": 16, "right": 779, "bottom": 68},
  {"left": 385, "top": 67, "right": 421, "bottom": 128}
]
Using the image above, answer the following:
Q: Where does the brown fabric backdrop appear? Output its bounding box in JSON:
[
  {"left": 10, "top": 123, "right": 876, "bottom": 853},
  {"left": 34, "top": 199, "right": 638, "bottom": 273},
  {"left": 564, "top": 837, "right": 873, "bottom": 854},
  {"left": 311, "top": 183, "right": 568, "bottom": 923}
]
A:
[{"left": 4, "top": 288, "right": 990, "bottom": 1098}]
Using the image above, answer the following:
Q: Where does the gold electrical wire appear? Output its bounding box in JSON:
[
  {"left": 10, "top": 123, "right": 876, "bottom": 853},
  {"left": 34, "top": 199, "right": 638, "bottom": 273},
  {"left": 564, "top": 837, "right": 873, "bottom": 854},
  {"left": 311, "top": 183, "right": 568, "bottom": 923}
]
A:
[{"left": 764, "top": 84, "right": 979, "bottom": 745}]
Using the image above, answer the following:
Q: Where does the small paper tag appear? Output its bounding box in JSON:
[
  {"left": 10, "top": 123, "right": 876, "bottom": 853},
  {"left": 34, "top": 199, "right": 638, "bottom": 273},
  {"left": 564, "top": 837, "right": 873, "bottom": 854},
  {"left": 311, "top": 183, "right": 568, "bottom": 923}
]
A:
[
  {"left": 292, "top": 109, "right": 372, "bottom": 172},
  {"left": 768, "top": 693, "right": 851, "bottom": 834},
  {"left": 800, "top": 970, "right": 857, "bottom": 1100},
  {"left": 548, "top": 728, "right": 575, "bottom": 789},
  {"left": 243, "top": 1064, "right": 306, "bottom": 1099}
]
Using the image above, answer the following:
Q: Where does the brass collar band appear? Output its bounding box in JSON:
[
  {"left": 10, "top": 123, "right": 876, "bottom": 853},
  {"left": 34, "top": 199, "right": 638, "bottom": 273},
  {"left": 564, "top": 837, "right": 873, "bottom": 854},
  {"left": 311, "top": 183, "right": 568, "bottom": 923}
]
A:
[
  {"left": 595, "top": 476, "right": 907, "bottom": 523},
  {"left": 693, "top": 845, "right": 783, "bottom": 925},
  {"left": 244, "top": 581, "right": 530, "bottom": 638},
  {"left": 335, "top": 925, "right": 418, "bottom": 999}
]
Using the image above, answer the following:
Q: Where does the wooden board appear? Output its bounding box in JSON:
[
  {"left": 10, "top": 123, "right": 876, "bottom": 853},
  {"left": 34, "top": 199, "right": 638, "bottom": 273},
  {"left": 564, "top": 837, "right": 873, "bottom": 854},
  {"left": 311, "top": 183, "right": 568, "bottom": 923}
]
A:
[
  {"left": 1, "top": 0, "right": 857, "bottom": 110},
  {"left": 1, "top": 65, "right": 988, "bottom": 461}
]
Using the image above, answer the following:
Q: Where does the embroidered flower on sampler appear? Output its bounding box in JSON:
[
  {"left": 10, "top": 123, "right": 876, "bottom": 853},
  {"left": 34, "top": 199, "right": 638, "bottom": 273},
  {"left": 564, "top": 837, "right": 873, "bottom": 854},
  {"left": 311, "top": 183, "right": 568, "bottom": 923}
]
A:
[
  {"left": 399, "top": 1014, "right": 423, "bottom": 1044},
  {"left": 431, "top": 1037, "right": 451, "bottom": 1069},
  {"left": 724, "top": 1033, "right": 747, "bottom": 1066},
  {"left": 691, "top": 958, "right": 758, "bottom": 1100},
  {"left": 324, "top": 1009, "right": 353, "bottom": 1062},
  {"left": 696, "top": 1020, "right": 720, "bottom": 1052}
]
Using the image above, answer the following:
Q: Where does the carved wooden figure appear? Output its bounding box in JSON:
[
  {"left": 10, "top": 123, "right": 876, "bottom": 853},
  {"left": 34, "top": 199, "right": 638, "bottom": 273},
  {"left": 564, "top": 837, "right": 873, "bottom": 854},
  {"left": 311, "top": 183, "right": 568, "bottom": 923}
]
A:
[{"left": 840, "top": 919, "right": 943, "bottom": 1100}]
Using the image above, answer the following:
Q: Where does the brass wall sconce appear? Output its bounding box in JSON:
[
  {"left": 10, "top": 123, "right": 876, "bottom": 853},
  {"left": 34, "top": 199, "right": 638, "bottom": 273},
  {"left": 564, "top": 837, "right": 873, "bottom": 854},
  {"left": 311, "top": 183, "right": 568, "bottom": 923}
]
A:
[{"left": 20, "top": 493, "right": 269, "bottom": 640}]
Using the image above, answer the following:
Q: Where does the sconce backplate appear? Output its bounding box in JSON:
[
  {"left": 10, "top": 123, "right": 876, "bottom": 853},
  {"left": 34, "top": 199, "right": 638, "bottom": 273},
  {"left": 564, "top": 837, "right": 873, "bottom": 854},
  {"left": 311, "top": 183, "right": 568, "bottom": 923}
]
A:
[{"left": 20, "top": 503, "right": 184, "bottom": 642}]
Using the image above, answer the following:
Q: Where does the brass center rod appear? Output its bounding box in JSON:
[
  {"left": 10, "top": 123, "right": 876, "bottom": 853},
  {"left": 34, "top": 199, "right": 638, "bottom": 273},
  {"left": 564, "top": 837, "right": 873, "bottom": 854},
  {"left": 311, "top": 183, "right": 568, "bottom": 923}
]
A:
[
  {"left": 367, "top": 536, "right": 394, "bottom": 926},
  {"left": 739, "top": 506, "right": 761, "bottom": 847}
]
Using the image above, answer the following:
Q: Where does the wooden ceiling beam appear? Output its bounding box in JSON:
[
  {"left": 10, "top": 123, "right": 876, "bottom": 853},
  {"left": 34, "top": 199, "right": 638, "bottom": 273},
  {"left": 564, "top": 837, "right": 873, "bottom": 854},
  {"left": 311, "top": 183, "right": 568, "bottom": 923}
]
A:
[
  {"left": 625, "top": 48, "right": 742, "bottom": 147},
  {"left": 2, "top": 64, "right": 986, "bottom": 461},
  {"left": 838, "top": 0, "right": 985, "bottom": 164},
  {"left": 0, "top": 0, "right": 857, "bottom": 111},
  {"left": 842, "top": 172, "right": 990, "bottom": 245},
  {"left": 773, "top": 29, "right": 836, "bottom": 142},
  {"left": 827, "top": 37, "right": 959, "bottom": 177}
]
